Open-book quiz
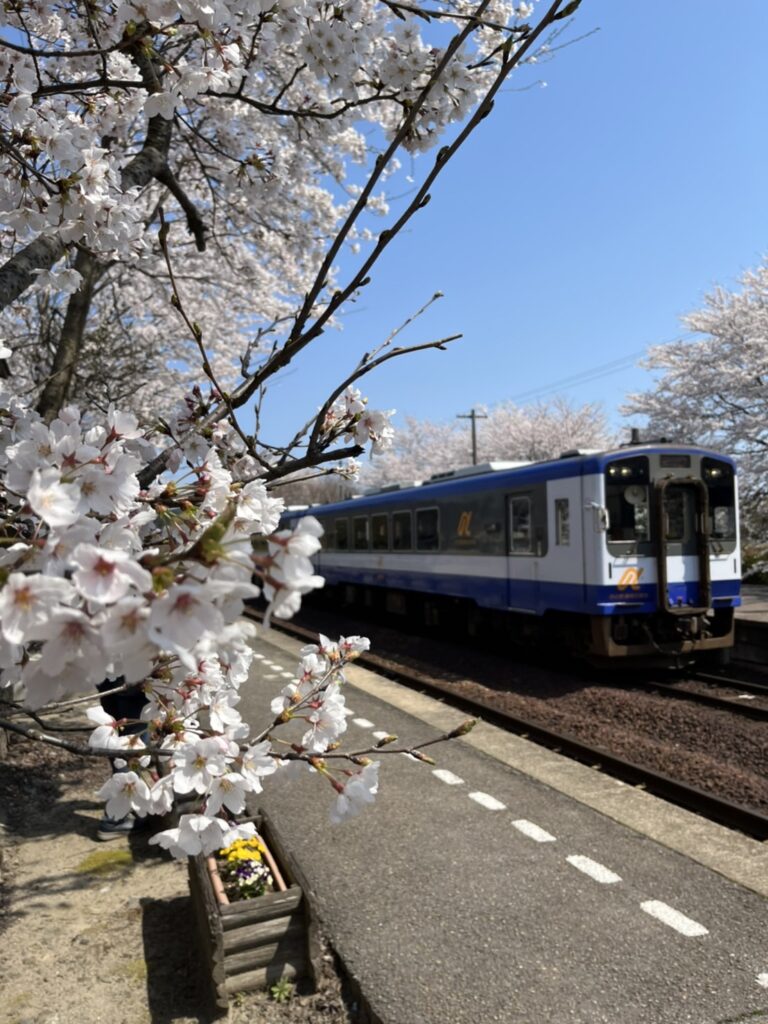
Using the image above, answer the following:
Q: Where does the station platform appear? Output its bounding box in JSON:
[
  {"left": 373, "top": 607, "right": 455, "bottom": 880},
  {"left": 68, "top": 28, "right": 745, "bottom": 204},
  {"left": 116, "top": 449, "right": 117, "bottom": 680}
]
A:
[
  {"left": 735, "top": 586, "right": 767, "bottom": 668},
  {"left": 240, "top": 628, "right": 768, "bottom": 1024},
  {"left": 738, "top": 585, "right": 768, "bottom": 622}
]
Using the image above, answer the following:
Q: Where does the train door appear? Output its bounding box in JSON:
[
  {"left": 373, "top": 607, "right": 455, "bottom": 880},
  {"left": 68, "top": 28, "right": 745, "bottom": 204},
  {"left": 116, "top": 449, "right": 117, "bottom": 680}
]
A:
[
  {"left": 654, "top": 478, "right": 711, "bottom": 613},
  {"left": 505, "top": 491, "right": 540, "bottom": 613}
]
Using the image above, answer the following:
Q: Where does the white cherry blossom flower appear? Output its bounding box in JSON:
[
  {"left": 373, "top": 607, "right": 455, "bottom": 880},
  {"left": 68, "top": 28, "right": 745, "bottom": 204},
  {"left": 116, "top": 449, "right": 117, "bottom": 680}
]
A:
[
  {"left": 147, "top": 775, "right": 176, "bottom": 816},
  {"left": 171, "top": 736, "right": 230, "bottom": 795},
  {"left": 97, "top": 770, "right": 151, "bottom": 819},
  {"left": 33, "top": 607, "right": 108, "bottom": 682},
  {"left": 148, "top": 584, "right": 225, "bottom": 668},
  {"left": 205, "top": 772, "right": 248, "bottom": 815},
  {"left": 150, "top": 815, "right": 256, "bottom": 858},
  {"left": 71, "top": 544, "right": 152, "bottom": 603},
  {"left": 27, "top": 467, "right": 81, "bottom": 528},
  {"left": 330, "top": 762, "right": 380, "bottom": 824},
  {"left": 301, "top": 682, "right": 348, "bottom": 752},
  {"left": 100, "top": 598, "right": 156, "bottom": 683},
  {"left": 238, "top": 741, "right": 277, "bottom": 792},
  {"left": 86, "top": 706, "right": 128, "bottom": 751},
  {"left": 0, "top": 573, "right": 75, "bottom": 644}
]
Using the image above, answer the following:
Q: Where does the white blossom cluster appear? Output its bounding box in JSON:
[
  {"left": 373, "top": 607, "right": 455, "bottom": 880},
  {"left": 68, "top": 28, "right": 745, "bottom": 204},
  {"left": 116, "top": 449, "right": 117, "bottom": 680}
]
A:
[
  {"left": 321, "top": 386, "right": 396, "bottom": 455},
  {"left": 0, "top": 0, "right": 551, "bottom": 412},
  {"left": 0, "top": 383, "right": 389, "bottom": 856}
]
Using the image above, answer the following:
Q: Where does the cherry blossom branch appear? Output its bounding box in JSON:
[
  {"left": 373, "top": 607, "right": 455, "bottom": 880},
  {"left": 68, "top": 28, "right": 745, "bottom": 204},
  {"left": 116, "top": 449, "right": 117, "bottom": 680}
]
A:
[
  {"left": 0, "top": 717, "right": 136, "bottom": 758},
  {"left": 301, "top": 718, "right": 478, "bottom": 761},
  {"left": 230, "top": 0, "right": 568, "bottom": 413},
  {"left": 307, "top": 331, "right": 462, "bottom": 455}
]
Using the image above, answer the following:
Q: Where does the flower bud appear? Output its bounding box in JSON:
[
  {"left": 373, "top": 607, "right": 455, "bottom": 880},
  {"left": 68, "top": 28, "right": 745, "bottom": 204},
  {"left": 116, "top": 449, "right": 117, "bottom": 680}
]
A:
[
  {"left": 447, "top": 719, "right": 477, "bottom": 739},
  {"left": 409, "top": 750, "right": 435, "bottom": 765}
]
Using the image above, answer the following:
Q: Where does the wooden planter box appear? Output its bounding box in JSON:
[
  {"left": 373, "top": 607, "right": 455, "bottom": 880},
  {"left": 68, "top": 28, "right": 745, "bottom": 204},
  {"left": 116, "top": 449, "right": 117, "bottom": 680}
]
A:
[{"left": 188, "top": 814, "right": 311, "bottom": 1013}]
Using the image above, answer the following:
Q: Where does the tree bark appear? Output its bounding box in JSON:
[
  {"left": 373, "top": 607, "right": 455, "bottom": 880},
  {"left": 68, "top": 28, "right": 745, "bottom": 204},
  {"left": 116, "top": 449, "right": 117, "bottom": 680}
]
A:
[
  {"left": 0, "top": 234, "right": 68, "bottom": 313},
  {"left": 35, "top": 249, "right": 100, "bottom": 420}
]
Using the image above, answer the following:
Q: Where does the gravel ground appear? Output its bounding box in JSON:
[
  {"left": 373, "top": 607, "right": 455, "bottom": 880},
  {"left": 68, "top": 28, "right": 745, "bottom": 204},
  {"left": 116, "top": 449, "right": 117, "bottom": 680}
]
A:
[
  {"left": 294, "top": 602, "right": 768, "bottom": 814},
  {"left": 0, "top": 729, "right": 356, "bottom": 1024}
]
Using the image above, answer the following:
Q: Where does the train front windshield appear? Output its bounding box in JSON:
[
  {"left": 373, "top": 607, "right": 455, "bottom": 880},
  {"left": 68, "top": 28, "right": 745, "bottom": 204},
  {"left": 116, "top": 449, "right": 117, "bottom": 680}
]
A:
[
  {"left": 702, "top": 457, "right": 737, "bottom": 541},
  {"left": 605, "top": 456, "right": 651, "bottom": 550},
  {"left": 603, "top": 454, "right": 737, "bottom": 551}
]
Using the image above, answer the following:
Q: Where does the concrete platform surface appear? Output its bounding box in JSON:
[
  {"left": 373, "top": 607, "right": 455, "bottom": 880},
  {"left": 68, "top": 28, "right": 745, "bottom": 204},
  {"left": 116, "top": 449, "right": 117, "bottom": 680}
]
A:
[
  {"left": 239, "top": 628, "right": 768, "bottom": 1024},
  {"left": 739, "top": 585, "right": 768, "bottom": 621}
]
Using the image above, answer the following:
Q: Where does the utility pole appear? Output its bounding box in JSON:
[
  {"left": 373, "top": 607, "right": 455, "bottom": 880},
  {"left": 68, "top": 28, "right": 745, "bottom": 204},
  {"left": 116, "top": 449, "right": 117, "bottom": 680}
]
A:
[{"left": 456, "top": 408, "right": 487, "bottom": 465}]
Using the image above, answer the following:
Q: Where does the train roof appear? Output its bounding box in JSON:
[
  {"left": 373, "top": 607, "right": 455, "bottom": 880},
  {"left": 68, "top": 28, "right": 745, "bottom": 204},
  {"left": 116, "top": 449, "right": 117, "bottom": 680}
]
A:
[{"left": 284, "top": 442, "right": 737, "bottom": 518}]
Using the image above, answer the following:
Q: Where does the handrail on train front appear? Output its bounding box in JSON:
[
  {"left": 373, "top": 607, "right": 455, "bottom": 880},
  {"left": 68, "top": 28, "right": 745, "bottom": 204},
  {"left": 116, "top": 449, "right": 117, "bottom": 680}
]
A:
[{"left": 653, "top": 476, "right": 712, "bottom": 616}]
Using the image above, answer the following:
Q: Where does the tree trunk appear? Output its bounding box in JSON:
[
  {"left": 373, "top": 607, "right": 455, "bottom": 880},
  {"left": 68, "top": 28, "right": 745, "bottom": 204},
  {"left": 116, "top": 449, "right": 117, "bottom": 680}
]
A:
[{"left": 35, "top": 249, "right": 100, "bottom": 421}]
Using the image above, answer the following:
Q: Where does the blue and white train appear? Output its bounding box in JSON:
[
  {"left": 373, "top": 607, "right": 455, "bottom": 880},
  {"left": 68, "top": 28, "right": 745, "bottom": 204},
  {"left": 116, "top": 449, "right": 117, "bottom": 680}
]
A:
[{"left": 282, "top": 440, "right": 741, "bottom": 660}]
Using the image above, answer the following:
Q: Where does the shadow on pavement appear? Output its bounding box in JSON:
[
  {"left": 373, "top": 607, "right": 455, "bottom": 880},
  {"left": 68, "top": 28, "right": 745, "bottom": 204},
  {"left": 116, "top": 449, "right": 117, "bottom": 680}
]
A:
[{"left": 142, "top": 893, "right": 210, "bottom": 1024}]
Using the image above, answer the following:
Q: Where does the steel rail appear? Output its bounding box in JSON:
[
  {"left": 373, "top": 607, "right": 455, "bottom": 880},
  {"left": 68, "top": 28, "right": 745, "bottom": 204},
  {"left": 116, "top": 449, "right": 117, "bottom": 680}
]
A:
[
  {"left": 694, "top": 670, "right": 768, "bottom": 696},
  {"left": 247, "top": 609, "right": 768, "bottom": 840},
  {"left": 614, "top": 677, "right": 768, "bottom": 721}
]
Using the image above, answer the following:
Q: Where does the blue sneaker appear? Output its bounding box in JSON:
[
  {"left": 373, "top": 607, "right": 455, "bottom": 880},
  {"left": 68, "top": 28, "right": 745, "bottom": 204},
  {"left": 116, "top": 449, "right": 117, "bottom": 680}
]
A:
[{"left": 97, "top": 813, "right": 135, "bottom": 841}]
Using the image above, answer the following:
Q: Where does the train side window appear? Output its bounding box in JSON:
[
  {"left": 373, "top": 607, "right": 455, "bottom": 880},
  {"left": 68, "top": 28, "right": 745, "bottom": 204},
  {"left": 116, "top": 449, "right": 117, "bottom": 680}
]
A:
[
  {"left": 416, "top": 508, "right": 439, "bottom": 551},
  {"left": 353, "top": 516, "right": 370, "bottom": 550},
  {"left": 392, "top": 511, "right": 413, "bottom": 550},
  {"left": 372, "top": 513, "right": 389, "bottom": 550},
  {"left": 555, "top": 498, "right": 570, "bottom": 546},
  {"left": 509, "top": 496, "right": 532, "bottom": 554},
  {"left": 336, "top": 519, "right": 349, "bottom": 550}
]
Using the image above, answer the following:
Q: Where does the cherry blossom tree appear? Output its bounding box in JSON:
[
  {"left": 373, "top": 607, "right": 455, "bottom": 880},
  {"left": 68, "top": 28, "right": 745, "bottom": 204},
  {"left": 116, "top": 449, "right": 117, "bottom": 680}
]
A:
[
  {"left": 0, "top": 0, "right": 581, "bottom": 418},
  {"left": 624, "top": 260, "right": 768, "bottom": 570},
  {"left": 362, "top": 395, "right": 611, "bottom": 488},
  {"left": 0, "top": 0, "right": 587, "bottom": 855}
]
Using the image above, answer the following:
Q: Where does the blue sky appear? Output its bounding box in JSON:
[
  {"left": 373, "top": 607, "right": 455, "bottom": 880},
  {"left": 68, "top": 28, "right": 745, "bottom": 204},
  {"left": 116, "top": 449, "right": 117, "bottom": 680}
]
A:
[{"left": 261, "top": 1, "right": 768, "bottom": 451}]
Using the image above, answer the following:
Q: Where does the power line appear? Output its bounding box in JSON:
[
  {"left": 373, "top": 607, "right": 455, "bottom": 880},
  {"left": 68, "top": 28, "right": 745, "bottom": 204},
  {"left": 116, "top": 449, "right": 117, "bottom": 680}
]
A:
[
  {"left": 508, "top": 350, "right": 647, "bottom": 404},
  {"left": 506, "top": 332, "right": 694, "bottom": 405}
]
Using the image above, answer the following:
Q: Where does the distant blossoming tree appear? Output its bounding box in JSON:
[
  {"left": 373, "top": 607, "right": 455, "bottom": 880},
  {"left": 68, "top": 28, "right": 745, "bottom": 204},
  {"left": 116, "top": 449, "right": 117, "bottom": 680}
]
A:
[
  {"left": 0, "top": 0, "right": 585, "bottom": 855},
  {"left": 624, "top": 261, "right": 768, "bottom": 569},
  {"left": 362, "top": 396, "right": 612, "bottom": 489}
]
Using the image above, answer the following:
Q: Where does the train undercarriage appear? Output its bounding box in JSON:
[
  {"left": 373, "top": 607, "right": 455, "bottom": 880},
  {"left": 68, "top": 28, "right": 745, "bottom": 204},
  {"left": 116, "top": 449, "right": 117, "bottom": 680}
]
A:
[{"left": 321, "top": 582, "right": 735, "bottom": 665}]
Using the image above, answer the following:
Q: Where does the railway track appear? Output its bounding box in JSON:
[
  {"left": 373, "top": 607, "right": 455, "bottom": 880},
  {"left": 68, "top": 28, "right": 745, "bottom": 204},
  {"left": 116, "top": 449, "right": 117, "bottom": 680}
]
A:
[
  {"left": 248, "top": 610, "right": 768, "bottom": 841},
  {"left": 616, "top": 676, "right": 768, "bottom": 721},
  {"left": 694, "top": 669, "right": 768, "bottom": 697}
]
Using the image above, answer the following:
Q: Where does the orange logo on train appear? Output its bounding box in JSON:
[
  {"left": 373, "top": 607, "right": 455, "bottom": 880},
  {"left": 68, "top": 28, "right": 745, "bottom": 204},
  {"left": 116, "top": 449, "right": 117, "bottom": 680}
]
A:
[
  {"left": 457, "top": 511, "right": 473, "bottom": 538},
  {"left": 616, "top": 567, "right": 644, "bottom": 591}
]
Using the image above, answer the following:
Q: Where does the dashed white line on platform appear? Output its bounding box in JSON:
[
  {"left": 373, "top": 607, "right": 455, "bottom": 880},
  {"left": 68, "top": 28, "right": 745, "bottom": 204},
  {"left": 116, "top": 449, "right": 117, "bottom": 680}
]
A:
[
  {"left": 469, "top": 792, "right": 506, "bottom": 811},
  {"left": 640, "top": 901, "right": 709, "bottom": 937},
  {"left": 352, "top": 718, "right": 375, "bottom": 729},
  {"left": 252, "top": 653, "right": 265, "bottom": 659},
  {"left": 758, "top": 974, "right": 768, "bottom": 989},
  {"left": 433, "top": 769, "right": 464, "bottom": 786},
  {"left": 372, "top": 731, "right": 391, "bottom": 741},
  {"left": 567, "top": 855, "right": 621, "bottom": 884},
  {"left": 512, "top": 819, "right": 556, "bottom": 843},
  {"left": 280, "top": 671, "right": 294, "bottom": 678}
]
